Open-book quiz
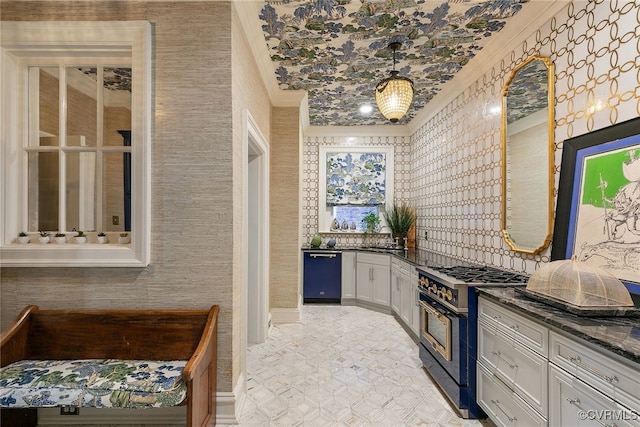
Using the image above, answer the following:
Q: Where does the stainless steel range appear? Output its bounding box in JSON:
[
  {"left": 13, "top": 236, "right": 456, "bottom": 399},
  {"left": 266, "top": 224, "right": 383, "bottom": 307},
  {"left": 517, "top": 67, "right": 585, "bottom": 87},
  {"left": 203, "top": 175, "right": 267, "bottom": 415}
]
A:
[{"left": 416, "top": 263, "right": 528, "bottom": 419}]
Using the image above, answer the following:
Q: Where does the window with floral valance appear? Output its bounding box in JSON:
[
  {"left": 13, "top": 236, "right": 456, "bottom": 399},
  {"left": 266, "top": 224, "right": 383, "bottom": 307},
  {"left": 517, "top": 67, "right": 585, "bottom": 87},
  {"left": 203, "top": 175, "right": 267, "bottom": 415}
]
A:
[{"left": 319, "top": 146, "right": 394, "bottom": 232}]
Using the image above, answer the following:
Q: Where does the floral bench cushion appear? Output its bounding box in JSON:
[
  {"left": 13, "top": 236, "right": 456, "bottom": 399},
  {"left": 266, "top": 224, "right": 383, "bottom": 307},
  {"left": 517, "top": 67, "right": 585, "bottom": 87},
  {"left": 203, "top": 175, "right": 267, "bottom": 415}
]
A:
[{"left": 0, "top": 359, "right": 187, "bottom": 409}]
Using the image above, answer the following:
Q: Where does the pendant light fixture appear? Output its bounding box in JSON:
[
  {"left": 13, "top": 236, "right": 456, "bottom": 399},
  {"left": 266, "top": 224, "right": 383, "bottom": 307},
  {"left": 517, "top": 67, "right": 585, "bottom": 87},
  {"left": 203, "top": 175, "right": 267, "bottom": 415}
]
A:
[{"left": 375, "top": 42, "right": 414, "bottom": 123}]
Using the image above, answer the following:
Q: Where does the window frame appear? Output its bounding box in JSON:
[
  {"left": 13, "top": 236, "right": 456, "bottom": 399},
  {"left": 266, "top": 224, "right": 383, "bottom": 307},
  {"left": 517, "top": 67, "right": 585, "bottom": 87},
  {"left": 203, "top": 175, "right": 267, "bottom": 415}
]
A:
[
  {"left": 0, "top": 21, "right": 152, "bottom": 267},
  {"left": 318, "top": 146, "right": 394, "bottom": 233}
]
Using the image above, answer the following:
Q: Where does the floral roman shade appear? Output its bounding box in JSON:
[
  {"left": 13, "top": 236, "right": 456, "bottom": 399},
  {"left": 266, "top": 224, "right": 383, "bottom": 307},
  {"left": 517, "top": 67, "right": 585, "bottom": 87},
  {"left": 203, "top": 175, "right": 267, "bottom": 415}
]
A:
[{"left": 326, "top": 152, "right": 386, "bottom": 205}]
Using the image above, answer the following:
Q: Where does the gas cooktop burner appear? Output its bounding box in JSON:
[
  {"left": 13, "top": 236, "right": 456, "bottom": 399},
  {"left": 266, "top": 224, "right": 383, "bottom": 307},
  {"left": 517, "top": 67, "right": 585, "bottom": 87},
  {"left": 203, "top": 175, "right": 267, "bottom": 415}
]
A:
[{"left": 428, "top": 265, "right": 529, "bottom": 284}]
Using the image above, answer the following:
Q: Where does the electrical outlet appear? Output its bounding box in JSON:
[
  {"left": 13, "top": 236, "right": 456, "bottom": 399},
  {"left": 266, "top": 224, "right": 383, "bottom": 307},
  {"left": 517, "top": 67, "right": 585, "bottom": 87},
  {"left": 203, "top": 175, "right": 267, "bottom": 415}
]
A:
[
  {"left": 112, "top": 215, "right": 119, "bottom": 225},
  {"left": 61, "top": 406, "right": 79, "bottom": 415}
]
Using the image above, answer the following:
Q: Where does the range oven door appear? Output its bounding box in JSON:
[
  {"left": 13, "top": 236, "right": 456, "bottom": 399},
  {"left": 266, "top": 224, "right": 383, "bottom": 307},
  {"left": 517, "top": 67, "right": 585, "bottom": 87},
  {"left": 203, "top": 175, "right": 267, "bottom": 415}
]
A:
[{"left": 419, "top": 298, "right": 452, "bottom": 361}]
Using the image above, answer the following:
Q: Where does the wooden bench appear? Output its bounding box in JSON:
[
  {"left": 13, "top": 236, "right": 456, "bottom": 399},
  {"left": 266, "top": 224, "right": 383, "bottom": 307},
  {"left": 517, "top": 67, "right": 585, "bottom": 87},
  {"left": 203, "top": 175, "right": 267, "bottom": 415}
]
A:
[{"left": 0, "top": 305, "right": 219, "bottom": 427}]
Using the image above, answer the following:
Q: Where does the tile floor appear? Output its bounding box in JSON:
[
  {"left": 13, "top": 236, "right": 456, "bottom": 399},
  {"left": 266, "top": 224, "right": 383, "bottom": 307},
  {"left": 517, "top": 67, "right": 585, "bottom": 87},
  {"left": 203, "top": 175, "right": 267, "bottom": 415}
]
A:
[{"left": 234, "top": 304, "right": 490, "bottom": 426}]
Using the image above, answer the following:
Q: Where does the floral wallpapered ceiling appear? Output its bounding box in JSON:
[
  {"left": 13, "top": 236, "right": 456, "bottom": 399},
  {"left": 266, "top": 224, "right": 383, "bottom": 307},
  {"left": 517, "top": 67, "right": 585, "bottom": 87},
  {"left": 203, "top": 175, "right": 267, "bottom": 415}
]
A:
[
  {"left": 78, "top": 67, "right": 132, "bottom": 92},
  {"left": 259, "top": 0, "right": 529, "bottom": 126},
  {"left": 505, "top": 59, "right": 549, "bottom": 124}
]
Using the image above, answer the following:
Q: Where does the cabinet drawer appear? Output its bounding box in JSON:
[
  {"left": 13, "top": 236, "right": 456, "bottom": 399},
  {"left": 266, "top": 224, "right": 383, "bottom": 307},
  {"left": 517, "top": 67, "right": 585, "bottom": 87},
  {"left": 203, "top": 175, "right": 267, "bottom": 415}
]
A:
[
  {"left": 358, "top": 252, "right": 390, "bottom": 266},
  {"left": 549, "top": 364, "right": 640, "bottom": 427},
  {"left": 391, "top": 257, "right": 410, "bottom": 275},
  {"left": 479, "top": 297, "right": 548, "bottom": 356},
  {"left": 549, "top": 330, "right": 640, "bottom": 413},
  {"left": 479, "top": 319, "right": 548, "bottom": 415},
  {"left": 478, "top": 362, "right": 547, "bottom": 427}
]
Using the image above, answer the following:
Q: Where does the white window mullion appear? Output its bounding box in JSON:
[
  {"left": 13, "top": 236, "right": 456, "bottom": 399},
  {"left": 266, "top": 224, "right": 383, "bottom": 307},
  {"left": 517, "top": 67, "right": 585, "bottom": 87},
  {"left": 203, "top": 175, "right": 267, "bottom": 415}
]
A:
[
  {"left": 27, "top": 66, "right": 40, "bottom": 232},
  {"left": 96, "top": 66, "right": 104, "bottom": 232},
  {"left": 58, "top": 65, "right": 67, "bottom": 233}
]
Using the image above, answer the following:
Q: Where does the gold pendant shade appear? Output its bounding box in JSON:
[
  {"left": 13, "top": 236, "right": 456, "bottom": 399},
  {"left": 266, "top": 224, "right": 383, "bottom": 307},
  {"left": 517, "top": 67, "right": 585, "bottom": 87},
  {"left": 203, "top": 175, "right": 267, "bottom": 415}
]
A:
[
  {"left": 375, "top": 71, "right": 414, "bottom": 123},
  {"left": 375, "top": 42, "right": 414, "bottom": 123}
]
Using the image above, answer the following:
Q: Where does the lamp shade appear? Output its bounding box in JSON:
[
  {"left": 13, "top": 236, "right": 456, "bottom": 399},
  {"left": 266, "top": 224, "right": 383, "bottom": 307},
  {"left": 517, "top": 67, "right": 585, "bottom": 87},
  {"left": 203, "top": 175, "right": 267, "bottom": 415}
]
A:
[{"left": 375, "top": 71, "right": 414, "bottom": 123}]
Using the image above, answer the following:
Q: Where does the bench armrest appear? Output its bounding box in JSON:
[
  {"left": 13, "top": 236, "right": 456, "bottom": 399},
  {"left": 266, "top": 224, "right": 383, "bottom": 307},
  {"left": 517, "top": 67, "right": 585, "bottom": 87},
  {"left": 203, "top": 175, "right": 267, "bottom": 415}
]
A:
[
  {"left": 182, "top": 305, "right": 219, "bottom": 427},
  {"left": 0, "top": 305, "right": 38, "bottom": 367}
]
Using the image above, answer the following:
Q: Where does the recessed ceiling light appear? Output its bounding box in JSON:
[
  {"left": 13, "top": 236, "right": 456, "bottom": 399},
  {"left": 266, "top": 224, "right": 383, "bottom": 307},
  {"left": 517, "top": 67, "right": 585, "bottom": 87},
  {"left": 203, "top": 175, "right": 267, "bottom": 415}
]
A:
[{"left": 359, "top": 104, "right": 373, "bottom": 114}]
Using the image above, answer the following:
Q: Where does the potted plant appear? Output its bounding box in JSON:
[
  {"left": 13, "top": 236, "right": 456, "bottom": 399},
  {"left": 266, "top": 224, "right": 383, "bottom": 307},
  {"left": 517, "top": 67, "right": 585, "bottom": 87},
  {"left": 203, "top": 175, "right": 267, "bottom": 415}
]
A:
[
  {"left": 361, "top": 212, "right": 381, "bottom": 247},
  {"left": 118, "top": 232, "right": 130, "bottom": 244},
  {"left": 54, "top": 232, "right": 66, "bottom": 244},
  {"left": 38, "top": 230, "right": 50, "bottom": 244},
  {"left": 17, "top": 231, "right": 30, "bottom": 244},
  {"left": 383, "top": 202, "right": 416, "bottom": 247},
  {"left": 97, "top": 232, "right": 108, "bottom": 244},
  {"left": 75, "top": 230, "right": 87, "bottom": 244}
]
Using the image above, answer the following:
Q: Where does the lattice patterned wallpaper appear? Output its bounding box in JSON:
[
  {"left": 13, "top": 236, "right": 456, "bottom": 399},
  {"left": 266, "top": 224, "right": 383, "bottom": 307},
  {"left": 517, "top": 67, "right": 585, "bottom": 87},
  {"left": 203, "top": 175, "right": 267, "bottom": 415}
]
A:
[
  {"left": 302, "top": 136, "right": 412, "bottom": 248},
  {"left": 302, "top": 1, "right": 639, "bottom": 275}
]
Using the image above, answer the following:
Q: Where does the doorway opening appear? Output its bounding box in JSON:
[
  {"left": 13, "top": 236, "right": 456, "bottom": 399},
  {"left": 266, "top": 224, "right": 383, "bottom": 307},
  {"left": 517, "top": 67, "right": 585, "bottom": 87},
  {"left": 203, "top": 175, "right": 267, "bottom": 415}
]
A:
[{"left": 244, "top": 112, "right": 269, "bottom": 346}]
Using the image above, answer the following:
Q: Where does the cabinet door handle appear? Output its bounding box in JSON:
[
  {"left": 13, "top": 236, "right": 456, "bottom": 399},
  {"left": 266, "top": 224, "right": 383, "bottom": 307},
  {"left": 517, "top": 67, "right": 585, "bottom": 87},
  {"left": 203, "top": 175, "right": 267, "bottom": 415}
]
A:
[
  {"left": 310, "top": 253, "right": 336, "bottom": 258},
  {"left": 492, "top": 350, "right": 518, "bottom": 370},
  {"left": 568, "top": 356, "right": 619, "bottom": 383},
  {"left": 490, "top": 399, "right": 517, "bottom": 423},
  {"left": 566, "top": 398, "right": 618, "bottom": 427}
]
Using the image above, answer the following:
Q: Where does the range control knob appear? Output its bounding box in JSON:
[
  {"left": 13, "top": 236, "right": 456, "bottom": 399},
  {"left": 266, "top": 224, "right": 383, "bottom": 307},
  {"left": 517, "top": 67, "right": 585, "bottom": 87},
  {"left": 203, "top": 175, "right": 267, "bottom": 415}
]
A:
[
  {"left": 445, "top": 289, "right": 453, "bottom": 301},
  {"left": 429, "top": 282, "right": 438, "bottom": 294}
]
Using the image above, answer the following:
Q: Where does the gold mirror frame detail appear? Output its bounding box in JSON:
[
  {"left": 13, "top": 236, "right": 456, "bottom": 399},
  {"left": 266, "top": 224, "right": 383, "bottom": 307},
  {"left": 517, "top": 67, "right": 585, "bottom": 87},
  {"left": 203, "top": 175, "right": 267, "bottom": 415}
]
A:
[{"left": 501, "top": 55, "right": 555, "bottom": 255}]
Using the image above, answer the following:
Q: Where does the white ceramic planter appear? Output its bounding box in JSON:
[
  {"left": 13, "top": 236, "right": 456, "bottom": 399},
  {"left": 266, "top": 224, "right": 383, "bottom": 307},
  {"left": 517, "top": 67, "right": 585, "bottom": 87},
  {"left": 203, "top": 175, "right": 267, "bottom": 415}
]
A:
[
  {"left": 55, "top": 236, "right": 67, "bottom": 244},
  {"left": 17, "top": 236, "right": 30, "bottom": 244},
  {"left": 75, "top": 236, "right": 87, "bottom": 244},
  {"left": 38, "top": 236, "right": 50, "bottom": 244},
  {"left": 118, "top": 235, "right": 130, "bottom": 244},
  {"left": 97, "top": 236, "right": 108, "bottom": 244}
]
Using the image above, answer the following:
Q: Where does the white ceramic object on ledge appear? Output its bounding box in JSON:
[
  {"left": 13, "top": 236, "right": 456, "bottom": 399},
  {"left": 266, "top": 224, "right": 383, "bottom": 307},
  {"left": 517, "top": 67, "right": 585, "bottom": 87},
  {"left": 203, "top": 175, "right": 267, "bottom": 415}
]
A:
[
  {"left": 118, "top": 235, "right": 130, "bottom": 244},
  {"left": 75, "top": 236, "right": 87, "bottom": 244},
  {"left": 97, "top": 236, "right": 108, "bottom": 244},
  {"left": 55, "top": 236, "right": 66, "bottom": 244},
  {"left": 38, "top": 236, "right": 50, "bottom": 244},
  {"left": 17, "top": 236, "right": 30, "bottom": 244}
]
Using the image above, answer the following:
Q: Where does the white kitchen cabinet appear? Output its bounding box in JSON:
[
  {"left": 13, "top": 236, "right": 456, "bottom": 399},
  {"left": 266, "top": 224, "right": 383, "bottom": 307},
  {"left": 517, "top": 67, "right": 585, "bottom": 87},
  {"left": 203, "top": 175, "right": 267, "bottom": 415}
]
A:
[
  {"left": 399, "top": 269, "right": 413, "bottom": 326},
  {"left": 411, "top": 279, "right": 420, "bottom": 337},
  {"left": 391, "top": 257, "right": 418, "bottom": 338},
  {"left": 478, "top": 295, "right": 640, "bottom": 427},
  {"left": 356, "top": 252, "right": 390, "bottom": 310},
  {"left": 549, "top": 364, "right": 639, "bottom": 427},
  {"left": 391, "top": 261, "right": 401, "bottom": 314},
  {"left": 549, "top": 330, "right": 640, "bottom": 413},
  {"left": 478, "top": 361, "right": 547, "bottom": 427},
  {"left": 371, "top": 263, "right": 391, "bottom": 306},
  {"left": 477, "top": 296, "right": 549, "bottom": 424},
  {"left": 479, "top": 317, "right": 548, "bottom": 414},
  {"left": 341, "top": 251, "right": 356, "bottom": 303}
]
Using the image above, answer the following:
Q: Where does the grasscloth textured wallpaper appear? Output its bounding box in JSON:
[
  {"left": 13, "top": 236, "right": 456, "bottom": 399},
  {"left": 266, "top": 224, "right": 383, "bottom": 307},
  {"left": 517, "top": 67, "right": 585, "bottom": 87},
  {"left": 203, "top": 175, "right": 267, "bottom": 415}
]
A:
[{"left": 303, "top": 1, "right": 639, "bottom": 275}]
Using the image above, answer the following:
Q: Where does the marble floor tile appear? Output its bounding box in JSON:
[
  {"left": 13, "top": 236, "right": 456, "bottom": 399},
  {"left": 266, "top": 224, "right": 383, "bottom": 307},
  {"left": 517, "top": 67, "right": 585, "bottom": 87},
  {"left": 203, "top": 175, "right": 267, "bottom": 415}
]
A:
[{"left": 233, "top": 305, "right": 489, "bottom": 427}]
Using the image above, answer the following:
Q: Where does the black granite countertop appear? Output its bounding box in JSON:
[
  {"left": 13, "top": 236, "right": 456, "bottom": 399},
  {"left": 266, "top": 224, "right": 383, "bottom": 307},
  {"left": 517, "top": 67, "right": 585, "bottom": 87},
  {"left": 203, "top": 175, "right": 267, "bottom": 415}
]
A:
[
  {"left": 478, "top": 286, "right": 640, "bottom": 365},
  {"left": 301, "top": 246, "right": 475, "bottom": 269}
]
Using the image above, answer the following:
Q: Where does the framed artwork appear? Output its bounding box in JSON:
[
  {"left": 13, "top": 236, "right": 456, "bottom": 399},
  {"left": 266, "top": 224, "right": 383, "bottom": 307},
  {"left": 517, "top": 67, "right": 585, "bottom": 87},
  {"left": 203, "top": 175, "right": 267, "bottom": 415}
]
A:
[{"left": 552, "top": 116, "right": 640, "bottom": 295}]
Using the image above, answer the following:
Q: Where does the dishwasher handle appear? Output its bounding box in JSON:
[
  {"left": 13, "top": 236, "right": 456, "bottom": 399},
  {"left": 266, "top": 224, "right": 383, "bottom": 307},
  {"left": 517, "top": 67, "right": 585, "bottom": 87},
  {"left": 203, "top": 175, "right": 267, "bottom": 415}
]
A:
[{"left": 309, "top": 253, "right": 338, "bottom": 259}]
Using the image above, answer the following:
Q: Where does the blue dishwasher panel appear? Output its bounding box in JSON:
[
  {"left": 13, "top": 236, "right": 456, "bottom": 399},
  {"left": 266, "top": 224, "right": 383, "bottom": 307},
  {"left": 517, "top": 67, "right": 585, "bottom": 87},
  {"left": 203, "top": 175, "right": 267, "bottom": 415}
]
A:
[{"left": 303, "top": 251, "right": 342, "bottom": 303}]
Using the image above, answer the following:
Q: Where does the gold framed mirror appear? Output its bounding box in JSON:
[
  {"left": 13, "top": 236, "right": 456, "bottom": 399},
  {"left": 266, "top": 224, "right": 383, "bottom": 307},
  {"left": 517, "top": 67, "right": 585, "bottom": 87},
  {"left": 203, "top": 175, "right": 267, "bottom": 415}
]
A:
[{"left": 501, "top": 55, "right": 554, "bottom": 255}]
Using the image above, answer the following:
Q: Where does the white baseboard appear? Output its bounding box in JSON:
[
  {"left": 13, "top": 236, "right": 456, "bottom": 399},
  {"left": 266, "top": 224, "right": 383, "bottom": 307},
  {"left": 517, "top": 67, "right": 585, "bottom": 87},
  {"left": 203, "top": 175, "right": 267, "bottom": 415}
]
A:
[
  {"left": 270, "top": 298, "right": 302, "bottom": 324},
  {"left": 216, "top": 372, "right": 246, "bottom": 425}
]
